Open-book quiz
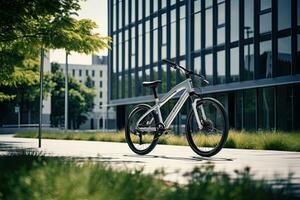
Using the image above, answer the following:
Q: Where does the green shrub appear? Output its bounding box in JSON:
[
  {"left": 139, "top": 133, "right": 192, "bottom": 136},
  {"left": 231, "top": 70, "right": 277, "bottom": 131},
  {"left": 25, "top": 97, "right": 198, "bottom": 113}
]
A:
[{"left": 0, "top": 153, "right": 296, "bottom": 200}]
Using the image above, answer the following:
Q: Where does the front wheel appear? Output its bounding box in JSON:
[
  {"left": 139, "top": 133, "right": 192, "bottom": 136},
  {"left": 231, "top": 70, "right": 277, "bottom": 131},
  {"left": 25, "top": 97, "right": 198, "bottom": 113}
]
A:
[
  {"left": 125, "top": 104, "right": 159, "bottom": 155},
  {"left": 186, "top": 97, "right": 229, "bottom": 157}
]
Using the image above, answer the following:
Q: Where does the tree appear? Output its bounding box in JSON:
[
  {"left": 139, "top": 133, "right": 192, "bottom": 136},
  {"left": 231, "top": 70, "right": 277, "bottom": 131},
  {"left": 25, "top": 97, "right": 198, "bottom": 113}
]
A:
[
  {"left": 0, "top": 0, "right": 111, "bottom": 101},
  {"left": 50, "top": 63, "right": 95, "bottom": 129}
]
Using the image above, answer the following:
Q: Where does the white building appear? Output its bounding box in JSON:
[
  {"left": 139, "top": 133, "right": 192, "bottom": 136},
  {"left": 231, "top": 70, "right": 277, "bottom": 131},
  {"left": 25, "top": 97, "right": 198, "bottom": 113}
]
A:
[{"left": 59, "top": 55, "right": 115, "bottom": 130}]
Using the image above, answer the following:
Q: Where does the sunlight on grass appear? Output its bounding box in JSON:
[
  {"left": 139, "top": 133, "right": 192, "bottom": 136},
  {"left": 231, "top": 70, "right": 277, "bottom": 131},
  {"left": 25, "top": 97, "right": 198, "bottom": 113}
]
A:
[{"left": 15, "top": 129, "right": 300, "bottom": 151}]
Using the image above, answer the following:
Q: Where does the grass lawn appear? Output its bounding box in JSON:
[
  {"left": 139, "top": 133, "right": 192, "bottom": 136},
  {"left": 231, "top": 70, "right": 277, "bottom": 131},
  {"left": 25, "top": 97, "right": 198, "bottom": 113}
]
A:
[
  {"left": 0, "top": 152, "right": 296, "bottom": 200},
  {"left": 15, "top": 130, "right": 300, "bottom": 152}
]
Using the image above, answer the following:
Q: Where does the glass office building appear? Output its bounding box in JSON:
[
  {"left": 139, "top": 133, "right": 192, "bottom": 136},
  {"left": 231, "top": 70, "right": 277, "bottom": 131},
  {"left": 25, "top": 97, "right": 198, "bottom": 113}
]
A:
[{"left": 108, "top": 0, "right": 300, "bottom": 131}]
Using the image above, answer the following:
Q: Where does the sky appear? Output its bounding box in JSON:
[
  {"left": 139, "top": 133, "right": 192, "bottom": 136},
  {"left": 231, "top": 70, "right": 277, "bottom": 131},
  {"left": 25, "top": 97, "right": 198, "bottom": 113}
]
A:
[{"left": 50, "top": 0, "right": 108, "bottom": 65}]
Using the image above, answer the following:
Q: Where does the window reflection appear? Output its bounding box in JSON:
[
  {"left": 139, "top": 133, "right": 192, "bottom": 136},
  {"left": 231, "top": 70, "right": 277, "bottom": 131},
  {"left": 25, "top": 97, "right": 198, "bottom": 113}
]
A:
[
  {"left": 244, "top": 43, "right": 254, "bottom": 80},
  {"left": 260, "top": 0, "right": 271, "bottom": 10},
  {"left": 243, "top": 89, "right": 256, "bottom": 130},
  {"left": 230, "top": 47, "right": 239, "bottom": 82},
  {"left": 217, "top": 51, "right": 225, "bottom": 84},
  {"left": 131, "top": 72, "right": 135, "bottom": 97},
  {"left": 138, "top": 0, "right": 143, "bottom": 20},
  {"left": 278, "top": 0, "right": 291, "bottom": 30},
  {"left": 180, "top": 18, "right": 186, "bottom": 55},
  {"left": 194, "top": 12, "right": 201, "bottom": 51},
  {"left": 217, "top": 27, "right": 225, "bottom": 44},
  {"left": 258, "top": 87, "right": 275, "bottom": 130},
  {"left": 131, "top": 0, "right": 135, "bottom": 22},
  {"left": 258, "top": 40, "right": 272, "bottom": 79},
  {"left": 205, "top": 8, "right": 213, "bottom": 47},
  {"left": 171, "top": 22, "right": 176, "bottom": 58},
  {"left": 231, "top": 0, "right": 239, "bottom": 42},
  {"left": 205, "top": 54, "right": 213, "bottom": 84},
  {"left": 119, "top": 1, "right": 122, "bottom": 29},
  {"left": 244, "top": 0, "right": 254, "bottom": 39},
  {"left": 194, "top": 56, "right": 201, "bottom": 75},
  {"left": 260, "top": 13, "right": 271, "bottom": 34},
  {"left": 277, "top": 37, "right": 291, "bottom": 76},
  {"left": 161, "top": 64, "right": 167, "bottom": 92}
]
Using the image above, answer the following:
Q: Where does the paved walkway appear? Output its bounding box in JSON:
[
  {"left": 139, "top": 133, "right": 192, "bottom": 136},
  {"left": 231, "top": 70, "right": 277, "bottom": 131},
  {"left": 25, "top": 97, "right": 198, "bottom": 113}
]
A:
[{"left": 1, "top": 134, "right": 300, "bottom": 184}]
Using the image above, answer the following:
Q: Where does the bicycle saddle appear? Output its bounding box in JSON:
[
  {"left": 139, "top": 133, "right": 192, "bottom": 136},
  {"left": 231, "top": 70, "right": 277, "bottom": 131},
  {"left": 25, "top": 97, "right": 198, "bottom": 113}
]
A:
[{"left": 142, "top": 80, "right": 162, "bottom": 88}]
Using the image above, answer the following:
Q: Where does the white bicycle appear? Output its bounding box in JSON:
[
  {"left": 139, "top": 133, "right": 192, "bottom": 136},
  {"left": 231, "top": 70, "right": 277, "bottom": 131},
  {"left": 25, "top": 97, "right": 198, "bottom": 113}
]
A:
[{"left": 125, "top": 59, "right": 229, "bottom": 157}]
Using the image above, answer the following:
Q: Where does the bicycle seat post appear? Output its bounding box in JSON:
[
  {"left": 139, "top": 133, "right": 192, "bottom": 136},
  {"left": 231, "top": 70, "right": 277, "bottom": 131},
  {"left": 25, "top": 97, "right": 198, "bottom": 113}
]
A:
[{"left": 152, "top": 87, "right": 158, "bottom": 99}]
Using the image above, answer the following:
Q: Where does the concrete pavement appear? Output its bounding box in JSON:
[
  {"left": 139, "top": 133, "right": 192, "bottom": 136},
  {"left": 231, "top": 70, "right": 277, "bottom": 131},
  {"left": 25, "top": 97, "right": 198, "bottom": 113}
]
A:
[{"left": 1, "top": 134, "right": 300, "bottom": 184}]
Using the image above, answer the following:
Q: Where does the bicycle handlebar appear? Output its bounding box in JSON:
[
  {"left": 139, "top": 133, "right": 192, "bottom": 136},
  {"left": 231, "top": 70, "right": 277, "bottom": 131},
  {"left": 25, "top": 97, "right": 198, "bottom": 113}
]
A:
[{"left": 162, "top": 59, "right": 209, "bottom": 84}]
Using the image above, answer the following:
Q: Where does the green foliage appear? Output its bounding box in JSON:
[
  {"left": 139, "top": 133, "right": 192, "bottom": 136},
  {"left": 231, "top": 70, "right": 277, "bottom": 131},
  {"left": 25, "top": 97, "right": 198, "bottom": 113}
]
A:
[
  {"left": 50, "top": 63, "right": 95, "bottom": 128},
  {"left": 15, "top": 130, "right": 300, "bottom": 152},
  {"left": 0, "top": 153, "right": 296, "bottom": 200},
  {"left": 0, "top": 0, "right": 111, "bottom": 101}
]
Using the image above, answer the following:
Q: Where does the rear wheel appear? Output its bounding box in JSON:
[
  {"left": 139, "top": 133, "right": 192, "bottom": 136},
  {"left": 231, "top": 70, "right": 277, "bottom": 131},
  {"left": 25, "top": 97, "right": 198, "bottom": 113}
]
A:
[
  {"left": 125, "top": 104, "right": 159, "bottom": 155},
  {"left": 186, "top": 98, "right": 229, "bottom": 157}
]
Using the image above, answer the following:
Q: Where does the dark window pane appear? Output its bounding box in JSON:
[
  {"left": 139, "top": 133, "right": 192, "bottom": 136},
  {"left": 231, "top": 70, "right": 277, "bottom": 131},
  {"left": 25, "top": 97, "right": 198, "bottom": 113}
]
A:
[
  {"left": 277, "top": 37, "right": 291, "bottom": 76},
  {"left": 231, "top": 0, "right": 239, "bottom": 42},
  {"left": 244, "top": 44, "right": 254, "bottom": 80},
  {"left": 276, "top": 85, "right": 293, "bottom": 131},
  {"left": 278, "top": 0, "right": 291, "bottom": 30},
  {"left": 260, "top": 13, "right": 271, "bottom": 34},
  {"left": 258, "top": 87, "right": 275, "bottom": 130},
  {"left": 235, "top": 91, "right": 243, "bottom": 129},
  {"left": 230, "top": 47, "right": 239, "bottom": 82},
  {"left": 258, "top": 40, "right": 272, "bottom": 79},
  {"left": 260, "top": 0, "right": 271, "bottom": 10},
  {"left": 205, "top": 54, "right": 213, "bottom": 84},
  {"left": 298, "top": 0, "right": 300, "bottom": 25},
  {"left": 217, "top": 51, "right": 225, "bottom": 84},
  {"left": 243, "top": 89, "right": 256, "bottom": 130},
  {"left": 297, "top": 35, "right": 300, "bottom": 74},
  {"left": 205, "top": 8, "right": 213, "bottom": 47},
  {"left": 244, "top": 0, "right": 254, "bottom": 39}
]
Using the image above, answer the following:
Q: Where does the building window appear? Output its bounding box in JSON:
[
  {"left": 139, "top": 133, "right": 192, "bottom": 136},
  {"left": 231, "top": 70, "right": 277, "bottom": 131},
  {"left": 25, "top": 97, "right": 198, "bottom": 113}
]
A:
[
  {"left": 243, "top": 89, "right": 256, "bottom": 130},
  {"left": 72, "top": 69, "right": 75, "bottom": 76},
  {"left": 258, "top": 40, "right": 272, "bottom": 79},
  {"left": 231, "top": 0, "right": 239, "bottom": 42},
  {"left": 92, "top": 70, "right": 95, "bottom": 77},
  {"left": 100, "top": 70, "right": 103, "bottom": 77},
  {"left": 297, "top": 35, "right": 300, "bottom": 74},
  {"left": 277, "top": 36, "right": 291, "bottom": 76},
  {"left": 131, "top": 0, "right": 135, "bottom": 22},
  {"left": 180, "top": 6, "right": 186, "bottom": 55},
  {"left": 244, "top": 43, "right": 254, "bottom": 80},
  {"left": 99, "top": 91, "right": 102, "bottom": 98},
  {"left": 244, "top": 0, "right": 254, "bottom": 39},
  {"left": 217, "top": 50, "right": 225, "bottom": 84},
  {"left": 278, "top": 0, "right": 291, "bottom": 30},
  {"left": 205, "top": 54, "right": 213, "bottom": 84},
  {"left": 99, "top": 81, "right": 103, "bottom": 88},
  {"left": 230, "top": 47, "right": 239, "bottom": 82},
  {"left": 194, "top": 12, "right": 201, "bottom": 51},
  {"left": 205, "top": 5, "right": 213, "bottom": 48},
  {"left": 259, "top": 0, "right": 272, "bottom": 34},
  {"left": 119, "top": 0, "right": 122, "bottom": 29},
  {"left": 99, "top": 102, "right": 102, "bottom": 109},
  {"left": 86, "top": 70, "right": 89, "bottom": 76},
  {"left": 258, "top": 87, "right": 275, "bottom": 130},
  {"left": 79, "top": 70, "right": 82, "bottom": 76},
  {"left": 276, "top": 85, "right": 293, "bottom": 130}
]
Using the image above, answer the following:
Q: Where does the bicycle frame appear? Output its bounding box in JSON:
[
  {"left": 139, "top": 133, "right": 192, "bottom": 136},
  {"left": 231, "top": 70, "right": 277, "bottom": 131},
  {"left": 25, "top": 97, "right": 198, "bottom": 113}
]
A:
[{"left": 136, "top": 77, "right": 204, "bottom": 132}]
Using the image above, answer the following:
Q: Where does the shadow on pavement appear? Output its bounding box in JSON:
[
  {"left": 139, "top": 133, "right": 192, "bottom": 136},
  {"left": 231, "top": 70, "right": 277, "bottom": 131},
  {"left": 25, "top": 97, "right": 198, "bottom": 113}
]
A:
[{"left": 123, "top": 154, "right": 234, "bottom": 162}]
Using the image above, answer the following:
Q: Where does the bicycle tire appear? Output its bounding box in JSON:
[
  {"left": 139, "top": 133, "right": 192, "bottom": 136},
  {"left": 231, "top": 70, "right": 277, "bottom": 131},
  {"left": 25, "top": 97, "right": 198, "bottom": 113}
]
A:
[
  {"left": 125, "top": 104, "right": 159, "bottom": 155},
  {"left": 186, "top": 97, "right": 229, "bottom": 157}
]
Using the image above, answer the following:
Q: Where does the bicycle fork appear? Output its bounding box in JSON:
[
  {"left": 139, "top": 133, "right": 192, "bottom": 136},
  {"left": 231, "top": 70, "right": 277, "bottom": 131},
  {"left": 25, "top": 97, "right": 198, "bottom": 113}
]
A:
[{"left": 192, "top": 99, "right": 207, "bottom": 130}]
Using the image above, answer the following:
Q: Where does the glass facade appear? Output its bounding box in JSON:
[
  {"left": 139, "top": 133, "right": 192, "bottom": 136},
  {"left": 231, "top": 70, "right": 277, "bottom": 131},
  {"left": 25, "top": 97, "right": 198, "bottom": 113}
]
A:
[{"left": 109, "top": 0, "right": 300, "bottom": 132}]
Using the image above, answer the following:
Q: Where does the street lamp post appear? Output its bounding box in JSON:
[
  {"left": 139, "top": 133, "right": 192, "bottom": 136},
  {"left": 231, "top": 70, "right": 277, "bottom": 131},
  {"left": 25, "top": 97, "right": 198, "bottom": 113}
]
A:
[
  {"left": 38, "top": 47, "right": 44, "bottom": 148},
  {"left": 65, "top": 52, "right": 69, "bottom": 132},
  {"left": 244, "top": 26, "right": 253, "bottom": 78}
]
